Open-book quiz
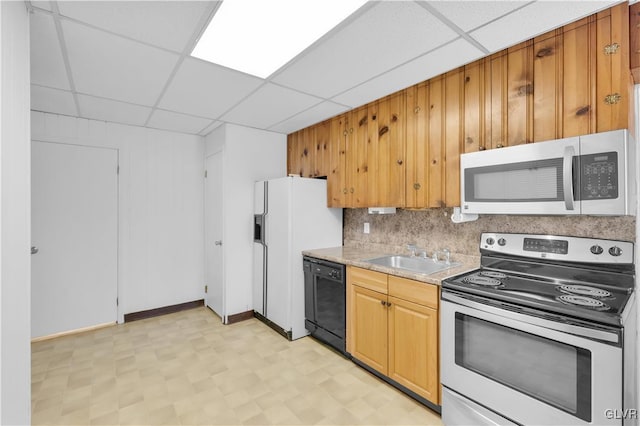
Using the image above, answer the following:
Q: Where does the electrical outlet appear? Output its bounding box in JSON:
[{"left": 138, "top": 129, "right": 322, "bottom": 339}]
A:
[{"left": 363, "top": 222, "right": 370, "bottom": 234}]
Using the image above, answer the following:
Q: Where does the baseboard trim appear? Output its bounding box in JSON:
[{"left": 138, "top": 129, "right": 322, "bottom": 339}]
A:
[
  {"left": 226, "top": 310, "right": 254, "bottom": 325},
  {"left": 31, "top": 322, "right": 115, "bottom": 343},
  {"left": 124, "top": 299, "right": 204, "bottom": 323}
]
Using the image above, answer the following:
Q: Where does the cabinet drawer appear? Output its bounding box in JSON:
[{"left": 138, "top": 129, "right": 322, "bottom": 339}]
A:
[
  {"left": 347, "top": 266, "right": 388, "bottom": 294},
  {"left": 388, "top": 275, "right": 438, "bottom": 309}
]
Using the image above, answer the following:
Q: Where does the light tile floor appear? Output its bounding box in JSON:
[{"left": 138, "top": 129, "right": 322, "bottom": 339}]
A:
[{"left": 32, "top": 307, "right": 443, "bottom": 425}]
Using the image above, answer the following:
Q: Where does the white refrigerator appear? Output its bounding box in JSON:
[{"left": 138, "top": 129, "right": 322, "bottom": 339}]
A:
[{"left": 253, "top": 177, "right": 343, "bottom": 340}]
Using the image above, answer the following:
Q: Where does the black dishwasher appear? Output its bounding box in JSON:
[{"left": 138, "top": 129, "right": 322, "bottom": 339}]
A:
[{"left": 303, "top": 256, "right": 347, "bottom": 356}]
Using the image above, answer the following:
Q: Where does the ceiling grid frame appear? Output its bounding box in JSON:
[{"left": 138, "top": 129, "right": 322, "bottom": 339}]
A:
[{"left": 27, "top": 0, "right": 622, "bottom": 135}]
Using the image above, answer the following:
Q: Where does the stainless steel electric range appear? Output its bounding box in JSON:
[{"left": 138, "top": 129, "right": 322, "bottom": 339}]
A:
[{"left": 441, "top": 233, "right": 637, "bottom": 426}]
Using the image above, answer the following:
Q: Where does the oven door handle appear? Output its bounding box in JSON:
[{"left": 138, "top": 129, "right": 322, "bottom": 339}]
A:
[{"left": 441, "top": 291, "right": 621, "bottom": 344}]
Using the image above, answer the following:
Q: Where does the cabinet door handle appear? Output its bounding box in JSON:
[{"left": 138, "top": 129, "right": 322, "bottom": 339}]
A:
[{"left": 380, "top": 300, "right": 386, "bottom": 306}]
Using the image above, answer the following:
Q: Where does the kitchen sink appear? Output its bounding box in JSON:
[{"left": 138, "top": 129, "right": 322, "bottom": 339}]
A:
[{"left": 363, "top": 255, "right": 460, "bottom": 275}]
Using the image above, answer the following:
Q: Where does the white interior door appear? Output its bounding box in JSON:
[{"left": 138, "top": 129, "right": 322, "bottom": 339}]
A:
[
  {"left": 31, "top": 141, "right": 118, "bottom": 338},
  {"left": 205, "top": 152, "right": 224, "bottom": 318}
]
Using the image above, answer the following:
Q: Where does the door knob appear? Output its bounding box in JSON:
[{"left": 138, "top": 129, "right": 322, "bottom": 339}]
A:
[
  {"left": 214, "top": 240, "right": 223, "bottom": 246},
  {"left": 31, "top": 246, "right": 39, "bottom": 255}
]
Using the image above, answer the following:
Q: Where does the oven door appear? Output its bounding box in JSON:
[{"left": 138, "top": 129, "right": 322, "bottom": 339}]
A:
[{"left": 441, "top": 291, "right": 622, "bottom": 426}]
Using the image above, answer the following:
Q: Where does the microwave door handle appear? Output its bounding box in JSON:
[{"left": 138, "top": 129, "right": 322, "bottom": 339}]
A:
[{"left": 563, "top": 146, "right": 576, "bottom": 210}]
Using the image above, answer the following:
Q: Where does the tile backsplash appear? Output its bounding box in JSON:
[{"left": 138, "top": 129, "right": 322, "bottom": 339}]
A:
[{"left": 344, "top": 208, "right": 636, "bottom": 257}]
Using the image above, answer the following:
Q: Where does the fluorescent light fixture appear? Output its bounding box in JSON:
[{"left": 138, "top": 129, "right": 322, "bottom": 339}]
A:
[{"left": 191, "top": 0, "right": 368, "bottom": 79}]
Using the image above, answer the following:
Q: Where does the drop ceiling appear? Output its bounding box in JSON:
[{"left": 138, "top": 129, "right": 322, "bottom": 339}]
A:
[{"left": 29, "top": 0, "right": 621, "bottom": 136}]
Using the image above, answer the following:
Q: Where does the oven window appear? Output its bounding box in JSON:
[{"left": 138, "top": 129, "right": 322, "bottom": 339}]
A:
[
  {"left": 455, "top": 313, "right": 591, "bottom": 422},
  {"left": 465, "top": 158, "right": 564, "bottom": 202}
]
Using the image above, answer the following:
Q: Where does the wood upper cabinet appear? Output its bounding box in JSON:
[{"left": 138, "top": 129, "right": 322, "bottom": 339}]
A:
[
  {"left": 533, "top": 30, "right": 563, "bottom": 142},
  {"left": 314, "top": 120, "right": 331, "bottom": 177},
  {"left": 595, "top": 5, "right": 630, "bottom": 134},
  {"left": 405, "top": 82, "right": 429, "bottom": 208},
  {"left": 327, "top": 114, "right": 348, "bottom": 207},
  {"left": 347, "top": 267, "right": 440, "bottom": 405},
  {"left": 506, "top": 41, "right": 535, "bottom": 146},
  {"left": 349, "top": 106, "right": 369, "bottom": 208},
  {"left": 374, "top": 93, "right": 406, "bottom": 207},
  {"left": 630, "top": 2, "right": 640, "bottom": 84},
  {"left": 405, "top": 78, "right": 446, "bottom": 209},
  {"left": 287, "top": 127, "right": 316, "bottom": 178},
  {"left": 443, "top": 69, "right": 464, "bottom": 208},
  {"left": 463, "top": 60, "right": 486, "bottom": 153},
  {"left": 286, "top": 131, "right": 298, "bottom": 176}
]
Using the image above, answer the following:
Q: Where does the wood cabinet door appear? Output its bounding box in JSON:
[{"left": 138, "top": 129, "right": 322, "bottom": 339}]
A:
[
  {"left": 444, "top": 69, "right": 464, "bottom": 207},
  {"left": 315, "top": 120, "right": 331, "bottom": 177},
  {"left": 631, "top": 2, "right": 640, "bottom": 84},
  {"left": 486, "top": 52, "right": 507, "bottom": 150},
  {"left": 428, "top": 76, "right": 445, "bottom": 208},
  {"left": 595, "top": 5, "right": 629, "bottom": 133},
  {"left": 351, "top": 285, "right": 388, "bottom": 375},
  {"left": 327, "top": 114, "right": 348, "bottom": 207},
  {"left": 388, "top": 296, "right": 439, "bottom": 404},
  {"left": 563, "top": 19, "right": 595, "bottom": 137},
  {"left": 463, "top": 60, "right": 485, "bottom": 153},
  {"left": 299, "top": 126, "right": 316, "bottom": 177},
  {"left": 349, "top": 106, "right": 369, "bottom": 207},
  {"left": 287, "top": 131, "right": 300, "bottom": 176},
  {"left": 506, "top": 41, "right": 534, "bottom": 146},
  {"left": 533, "top": 30, "right": 563, "bottom": 142},
  {"left": 375, "top": 92, "right": 406, "bottom": 207},
  {"left": 405, "top": 83, "right": 429, "bottom": 208}
]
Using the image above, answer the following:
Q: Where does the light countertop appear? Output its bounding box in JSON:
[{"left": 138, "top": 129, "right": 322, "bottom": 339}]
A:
[{"left": 302, "top": 245, "right": 480, "bottom": 285}]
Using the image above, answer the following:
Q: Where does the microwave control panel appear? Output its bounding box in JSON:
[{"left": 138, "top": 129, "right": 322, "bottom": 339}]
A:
[{"left": 578, "top": 151, "right": 618, "bottom": 200}]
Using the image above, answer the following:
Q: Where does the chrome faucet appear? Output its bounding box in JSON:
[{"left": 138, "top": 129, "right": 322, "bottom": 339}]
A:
[
  {"left": 432, "top": 248, "right": 451, "bottom": 265},
  {"left": 407, "top": 244, "right": 428, "bottom": 258}
]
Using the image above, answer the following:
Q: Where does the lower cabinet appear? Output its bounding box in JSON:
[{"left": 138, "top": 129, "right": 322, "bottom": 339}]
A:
[{"left": 347, "top": 266, "right": 440, "bottom": 406}]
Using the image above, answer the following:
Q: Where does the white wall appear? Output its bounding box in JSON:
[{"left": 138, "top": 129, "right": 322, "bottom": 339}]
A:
[
  {"left": 31, "top": 111, "right": 205, "bottom": 320},
  {"left": 205, "top": 123, "right": 286, "bottom": 318},
  {"left": 0, "top": 2, "right": 31, "bottom": 424}
]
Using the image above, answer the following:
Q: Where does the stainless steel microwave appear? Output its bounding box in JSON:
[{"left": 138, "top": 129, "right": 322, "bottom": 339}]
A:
[{"left": 461, "top": 129, "right": 636, "bottom": 215}]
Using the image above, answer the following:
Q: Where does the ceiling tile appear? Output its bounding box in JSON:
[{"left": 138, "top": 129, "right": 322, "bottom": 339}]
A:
[
  {"left": 333, "top": 38, "right": 484, "bottom": 107},
  {"left": 470, "top": 0, "right": 618, "bottom": 52},
  {"left": 269, "top": 101, "right": 349, "bottom": 134},
  {"left": 30, "top": 12, "right": 69, "bottom": 90},
  {"left": 221, "top": 84, "right": 323, "bottom": 130},
  {"left": 31, "top": 85, "right": 77, "bottom": 116},
  {"left": 147, "top": 109, "right": 212, "bottom": 135},
  {"left": 57, "top": 1, "right": 214, "bottom": 53},
  {"left": 272, "top": 1, "right": 458, "bottom": 98},
  {"left": 62, "top": 20, "right": 179, "bottom": 106},
  {"left": 77, "top": 94, "right": 151, "bottom": 126},
  {"left": 427, "top": 1, "right": 529, "bottom": 32},
  {"left": 158, "top": 57, "right": 264, "bottom": 119}
]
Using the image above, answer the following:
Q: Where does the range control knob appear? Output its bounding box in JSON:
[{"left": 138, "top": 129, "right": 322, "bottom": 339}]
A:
[
  {"left": 609, "top": 246, "right": 623, "bottom": 257},
  {"left": 498, "top": 238, "right": 506, "bottom": 246},
  {"left": 486, "top": 238, "right": 495, "bottom": 245},
  {"left": 590, "top": 245, "right": 604, "bottom": 255}
]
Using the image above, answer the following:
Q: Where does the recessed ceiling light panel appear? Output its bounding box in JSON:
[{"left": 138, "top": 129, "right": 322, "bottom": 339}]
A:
[{"left": 191, "top": 0, "right": 367, "bottom": 79}]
